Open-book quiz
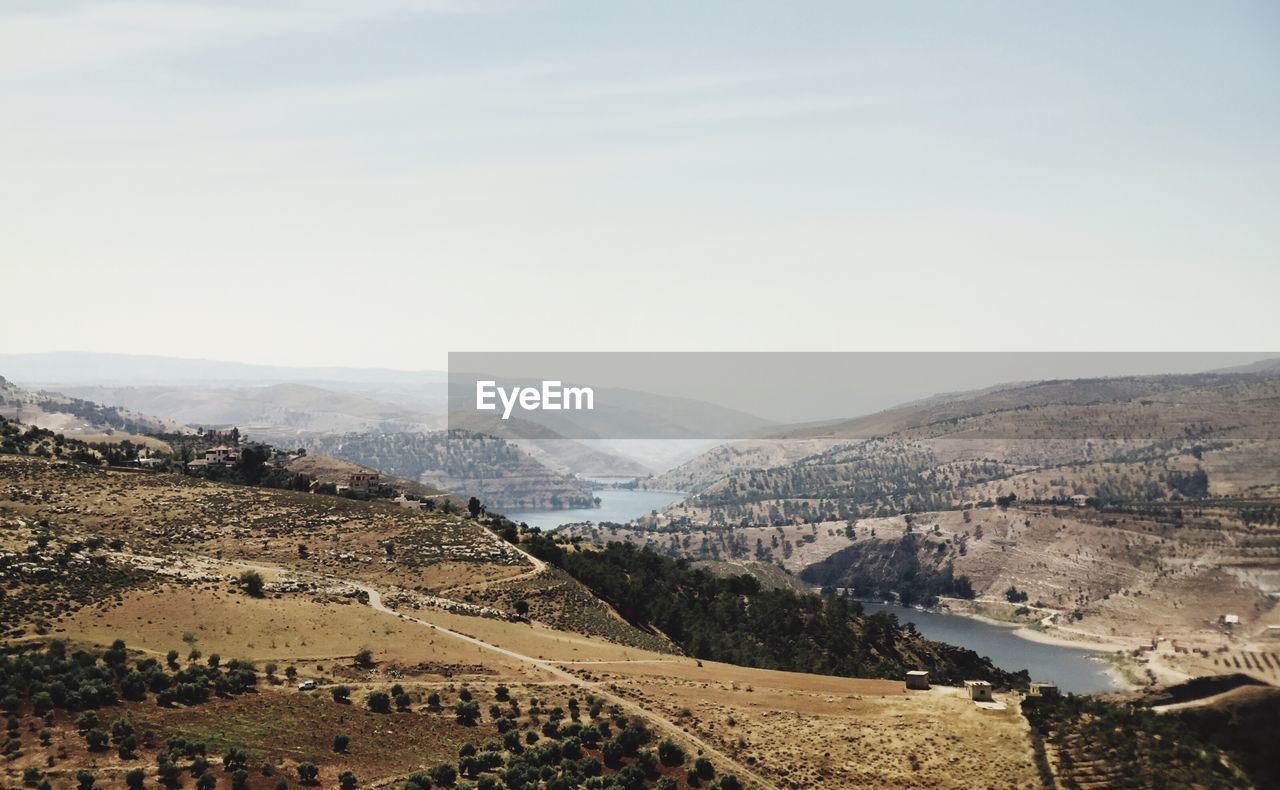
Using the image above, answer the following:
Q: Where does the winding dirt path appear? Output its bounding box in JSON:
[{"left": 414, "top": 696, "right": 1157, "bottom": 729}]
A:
[
  {"left": 354, "top": 580, "right": 775, "bottom": 788},
  {"left": 218, "top": 556, "right": 773, "bottom": 787}
]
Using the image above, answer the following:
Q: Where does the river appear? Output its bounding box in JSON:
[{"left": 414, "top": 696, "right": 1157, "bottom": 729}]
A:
[
  {"left": 502, "top": 484, "right": 687, "bottom": 532},
  {"left": 505, "top": 486, "right": 1118, "bottom": 693},
  {"left": 862, "top": 602, "right": 1119, "bottom": 693}
]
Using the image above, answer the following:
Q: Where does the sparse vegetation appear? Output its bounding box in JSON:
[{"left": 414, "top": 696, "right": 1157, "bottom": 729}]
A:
[{"left": 523, "top": 538, "right": 1027, "bottom": 687}]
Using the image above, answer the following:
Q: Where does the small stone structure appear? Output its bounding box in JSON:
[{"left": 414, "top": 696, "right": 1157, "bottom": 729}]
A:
[
  {"left": 1028, "top": 682, "right": 1058, "bottom": 697},
  {"left": 965, "top": 680, "right": 993, "bottom": 702},
  {"left": 905, "top": 670, "right": 929, "bottom": 690}
]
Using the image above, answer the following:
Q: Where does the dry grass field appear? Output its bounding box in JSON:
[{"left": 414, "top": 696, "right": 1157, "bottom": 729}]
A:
[
  {"left": 57, "top": 583, "right": 544, "bottom": 683},
  {"left": 572, "top": 660, "right": 1040, "bottom": 789}
]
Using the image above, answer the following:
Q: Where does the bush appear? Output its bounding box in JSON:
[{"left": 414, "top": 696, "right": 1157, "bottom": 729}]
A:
[
  {"left": 83, "top": 728, "right": 109, "bottom": 751},
  {"left": 658, "top": 738, "right": 686, "bottom": 766},
  {"left": 1005, "top": 586, "right": 1029, "bottom": 604},
  {"left": 403, "top": 771, "right": 432, "bottom": 790},
  {"left": 230, "top": 769, "right": 250, "bottom": 790},
  {"left": 354, "top": 649, "right": 374, "bottom": 668},
  {"left": 430, "top": 763, "right": 457, "bottom": 787},
  {"left": 224, "top": 747, "right": 248, "bottom": 771},
  {"left": 332, "top": 686, "right": 351, "bottom": 703},
  {"left": 637, "top": 749, "right": 658, "bottom": 777},
  {"left": 117, "top": 734, "right": 138, "bottom": 759},
  {"left": 197, "top": 773, "right": 217, "bottom": 790},
  {"left": 125, "top": 769, "right": 146, "bottom": 790},
  {"left": 367, "top": 692, "right": 391, "bottom": 713},
  {"left": 297, "top": 762, "right": 319, "bottom": 785},
  {"left": 694, "top": 756, "right": 714, "bottom": 780},
  {"left": 338, "top": 771, "right": 358, "bottom": 790},
  {"left": 333, "top": 733, "right": 350, "bottom": 753},
  {"left": 602, "top": 739, "right": 623, "bottom": 768},
  {"left": 454, "top": 700, "right": 480, "bottom": 725},
  {"left": 158, "top": 759, "right": 182, "bottom": 788},
  {"left": 121, "top": 671, "right": 147, "bottom": 701},
  {"left": 719, "top": 775, "right": 743, "bottom": 790},
  {"left": 561, "top": 737, "right": 582, "bottom": 760},
  {"left": 76, "top": 771, "right": 95, "bottom": 790}
]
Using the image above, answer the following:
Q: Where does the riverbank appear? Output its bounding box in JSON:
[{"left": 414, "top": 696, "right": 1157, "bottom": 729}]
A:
[
  {"left": 935, "top": 597, "right": 1134, "bottom": 651},
  {"left": 861, "top": 601, "right": 1122, "bottom": 693},
  {"left": 927, "top": 599, "right": 1142, "bottom": 690},
  {"left": 505, "top": 487, "right": 687, "bottom": 532}
]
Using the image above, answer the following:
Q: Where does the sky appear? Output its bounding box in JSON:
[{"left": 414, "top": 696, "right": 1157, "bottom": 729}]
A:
[{"left": 2, "top": 0, "right": 1278, "bottom": 370}]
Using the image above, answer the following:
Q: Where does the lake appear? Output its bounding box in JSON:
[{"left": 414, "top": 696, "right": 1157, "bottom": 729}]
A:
[
  {"left": 862, "top": 602, "right": 1119, "bottom": 693},
  {"left": 503, "top": 486, "right": 687, "bottom": 532}
]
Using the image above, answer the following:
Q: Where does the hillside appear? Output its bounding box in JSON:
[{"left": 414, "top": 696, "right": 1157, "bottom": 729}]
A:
[
  {"left": 576, "top": 370, "right": 1280, "bottom": 674},
  {"left": 283, "top": 452, "right": 452, "bottom": 500},
  {"left": 0, "top": 377, "right": 186, "bottom": 446},
  {"left": 652, "top": 370, "right": 1280, "bottom": 498},
  {"left": 53, "top": 377, "right": 652, "bottom": 485},
  {"left": 1, "top": 452, "right": 1060, "bottom": 788},
  {"left": 52, "top": 382, "right": 444, "bottom": 440},
  {"left": 302, "top": 430, "right": 601, "bottom": 511}
]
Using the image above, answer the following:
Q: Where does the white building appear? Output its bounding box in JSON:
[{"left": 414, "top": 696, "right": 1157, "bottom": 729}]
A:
[{"left": 205, "top": 445, "right": 239, "bottom": 464}]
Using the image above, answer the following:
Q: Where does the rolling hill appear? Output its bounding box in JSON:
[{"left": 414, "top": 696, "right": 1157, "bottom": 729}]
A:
[{"left": 1, "top": 450, "right": 1054, "bottom": 788}]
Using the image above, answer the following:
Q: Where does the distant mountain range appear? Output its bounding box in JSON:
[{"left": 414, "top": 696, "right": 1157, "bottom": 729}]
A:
[{"left": 0, "top": 351, "right": 448, "bottom": 388}]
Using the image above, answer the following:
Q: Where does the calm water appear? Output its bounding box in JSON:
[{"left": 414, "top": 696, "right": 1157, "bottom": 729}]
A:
[
  {"left": 863, "top": 602, "right": 1119, "bottom": 693},
  {"left": 504, "top": 487, "right": 686, "bottom": 531}
]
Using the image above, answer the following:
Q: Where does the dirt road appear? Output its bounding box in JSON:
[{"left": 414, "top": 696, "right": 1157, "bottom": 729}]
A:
[{"left": 353, "top": 580, "right": 775, "bottom": 789}]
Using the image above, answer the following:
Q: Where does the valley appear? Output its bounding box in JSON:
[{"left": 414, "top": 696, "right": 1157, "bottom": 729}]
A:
[
  {"left": 2, "top": 454, "right": 1051, "bottom": 789},
  {"left": 565, "top": 370, "right": 1280, "bottom": 696},
  {"left": 2, "top": 361, "right": 1279, "bottom": 788}
]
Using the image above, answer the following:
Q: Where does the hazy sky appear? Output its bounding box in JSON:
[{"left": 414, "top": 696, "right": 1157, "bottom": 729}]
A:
[{"left": 3, "top": 0, "right": 1278, "bottom": 369}]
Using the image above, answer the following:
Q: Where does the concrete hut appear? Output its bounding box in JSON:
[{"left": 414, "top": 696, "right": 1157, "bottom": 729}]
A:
[
  {"left": 965, "top": 680, "right": 993, "bottom": 702},
  {"left": 905, "top": 670, "right": 930, "bottom": 690}
]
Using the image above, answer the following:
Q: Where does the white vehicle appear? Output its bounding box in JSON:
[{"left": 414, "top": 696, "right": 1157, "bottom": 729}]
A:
[{"left": 297, "top": 680, "right": 317, "bottom": 691}]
